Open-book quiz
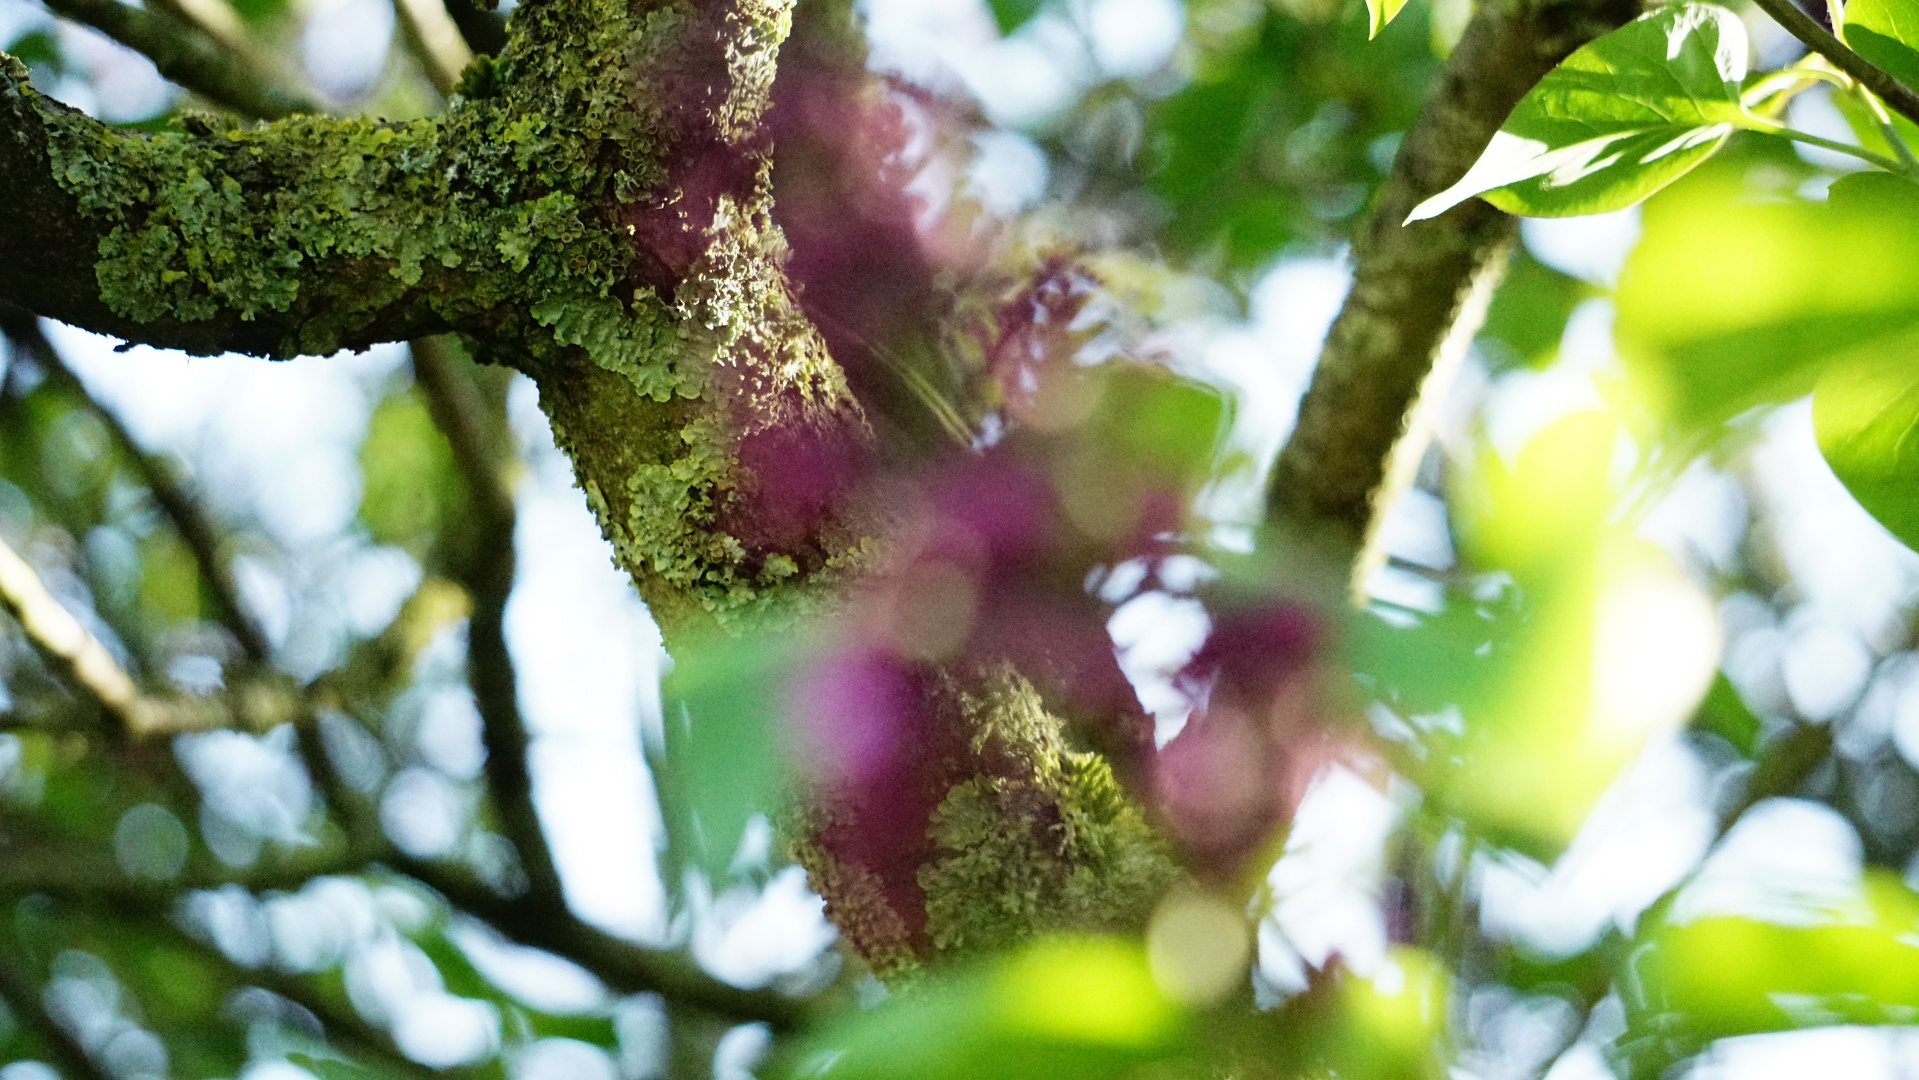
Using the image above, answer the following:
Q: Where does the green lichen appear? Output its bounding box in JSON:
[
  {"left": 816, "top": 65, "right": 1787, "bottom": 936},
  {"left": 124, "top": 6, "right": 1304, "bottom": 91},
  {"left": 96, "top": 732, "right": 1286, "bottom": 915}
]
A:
[
  {"left": 919, "top": 673, "right": 1184, "bottom": 955},
  {"left": 38, "top": 0, "right": 657, "bottom": 363},
  {"left": 29, "top": 0, "right": 866, "bottom": 626}
]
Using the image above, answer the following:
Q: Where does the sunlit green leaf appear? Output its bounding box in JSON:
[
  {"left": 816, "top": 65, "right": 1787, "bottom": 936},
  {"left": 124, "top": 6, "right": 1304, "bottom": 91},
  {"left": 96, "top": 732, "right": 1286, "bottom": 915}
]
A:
[
  {"left": 1363, "top": 413, "right": 1718, "bottom": 857},
  {"left": 1368, "top": 0, "right": 1412, "bottom": 39},
  {"left": 1831, "top": 84, "right": 1919, "bottom": 162},
  {"left": 784, "top": 937, "right": 1189, "bottom": 1080},
  {"left": 1841, "top": 0, "right": 1919, "bottom": 95},
  {"left": 1813, "top": 339, "right": 1919, "bottom": 551},
  {"left": 1619, "top": 170, "right": 1919, "bottom": 447},
  {"left": 1633, "top": 871, "right": 1919, "bottom": 1041},
  {"left": 1408, "top": 3, "right": 1747, "bottom": 221}
]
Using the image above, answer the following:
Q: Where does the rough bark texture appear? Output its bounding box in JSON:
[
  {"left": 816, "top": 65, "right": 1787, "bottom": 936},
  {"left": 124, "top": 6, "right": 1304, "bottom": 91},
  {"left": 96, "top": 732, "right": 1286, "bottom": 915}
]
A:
[
  {"left": 1267, "top": 0, "right": 1643, "bottom": 547},
  {"left": 0, "top": 0, "right": 872, "bottom": 641}
]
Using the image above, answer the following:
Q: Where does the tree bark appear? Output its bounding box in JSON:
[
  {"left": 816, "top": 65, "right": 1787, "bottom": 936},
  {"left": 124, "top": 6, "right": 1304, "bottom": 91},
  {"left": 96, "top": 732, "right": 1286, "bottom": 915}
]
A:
[
  {"left": 1267, "top": 0, "right": 1643, "bottom": 553},
  {"left": 0, "top": 0, "right": 872, "bottom": 638}
]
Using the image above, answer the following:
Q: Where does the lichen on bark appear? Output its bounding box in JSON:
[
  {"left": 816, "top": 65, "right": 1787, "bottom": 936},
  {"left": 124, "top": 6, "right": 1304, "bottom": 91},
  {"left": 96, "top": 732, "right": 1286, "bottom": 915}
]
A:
[
  {"left": 792, "top": 668, "right": 1183, "bottom": 981},
  {"left": 5, "top": 0, "right": 871, "bottom": 630}
]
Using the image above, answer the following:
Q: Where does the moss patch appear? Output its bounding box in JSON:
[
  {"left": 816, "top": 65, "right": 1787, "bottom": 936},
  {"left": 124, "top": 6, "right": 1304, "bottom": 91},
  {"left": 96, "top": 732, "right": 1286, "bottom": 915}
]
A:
[{"left": 919, "top": 672, "right": 1184, "bottom": 956}]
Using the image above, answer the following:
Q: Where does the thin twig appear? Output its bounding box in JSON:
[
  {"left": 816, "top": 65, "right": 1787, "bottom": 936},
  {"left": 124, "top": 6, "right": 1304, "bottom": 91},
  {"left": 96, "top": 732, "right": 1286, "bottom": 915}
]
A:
[
  {"left": 441, "top": 0, "right": 507, "bottom": 57},
  {"left": 0, "top": 309, "right": 274, "bottom": 664},
  {"left": 392, "top": 0, "right": 475, "bottom": 96},
  {"left": 0, "top": 528, "right": 165, "bottom": 734},
  {"left": 1267, "top": 0, "right": 1639, "bottom": 557},
  {"left": 1749, "top": 0, "right": 1919, "bottom": 127},
  {"left": 408, "top": 337, "right": 563, "bottom": 904},
  {"left": 38, "top": 0, "right": 318, "bottom": 119},
  {"left": 0, "top": 513, "right": 278, "bottom": 736},
  {"left": 390, "top": 854, "right": 814, "bottom": 1032},
  {"left": 145, "top": 0, "right": 251, "bottom": 61},
  {"left": 157, "top": 918, "right": 467, "bottom": 1080}
]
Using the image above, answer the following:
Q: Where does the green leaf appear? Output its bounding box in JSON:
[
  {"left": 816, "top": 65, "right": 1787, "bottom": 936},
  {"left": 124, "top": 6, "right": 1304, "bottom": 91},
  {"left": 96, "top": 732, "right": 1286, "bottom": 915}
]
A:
[
  {"left": 1840, "top": 0, "right": 1919, "bottom": 95},
  {"left": 1687, "top": 673, "right": 1760, "bottom": 757},
  {"left": 1408, "top": 3, "right": 1747, "bottom": 221},
  {"left": 988, "top": 0, "right": 1045, "bottom": 35},
  {"left": 1813, "top": 337, "right": 1919, "bottom": 552},
  {"left": 656, "top": 628, "right": 807, "bottom": 880},
  {"left": 359, "top": 389, "right": 460, "bottom": 557},
  {"left": 1632, "top": 872, "right": 1919, "bottom": 1043},
  {"left": 1618, "top": 169, "right": 1919, "bottom": 448},
  {"left": 1368, "top": 0, "right": 1412, "bottom": 39},
  {"left": 782, "top": 937, "right": 1189, "bottom": 1080}
]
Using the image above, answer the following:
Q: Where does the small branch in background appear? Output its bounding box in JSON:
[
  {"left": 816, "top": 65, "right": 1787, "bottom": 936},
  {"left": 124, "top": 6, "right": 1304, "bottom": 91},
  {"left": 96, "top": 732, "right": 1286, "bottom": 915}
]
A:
[
  {"left": 0, "top": 528, "right": 165, "bottom": 734},
  {"left": 0, "top": 520, "right": 284, "bottom": 737},
  {"left": 1749, "top": 0, "right": 1919, "bottom": 127},
  {"left": 0, "top": 308, "right": 274, "bottom": 665},
  {"left": 157, "top": 919, "right": 464, "bottom": 1080},
  {"left": 440, "top": 0, "right": 506, "bottom": 58},
  {"left": 392, "top": 855, "right": 814, "bottom": 1032},
  {"left": 144, "top": 0, "right": 251, "bottom": 63},
  {"left": 0, "top": 949, "right": 114, "bottom": 1080},
  {"left": 38, "top": 0, "right": 318, "bottom": 119},
  {"left": 408, "top": 338, "right": 564, "bottom": 904},
  {"left": 392, "top": 0, "right": 476, "bottom": 96}
]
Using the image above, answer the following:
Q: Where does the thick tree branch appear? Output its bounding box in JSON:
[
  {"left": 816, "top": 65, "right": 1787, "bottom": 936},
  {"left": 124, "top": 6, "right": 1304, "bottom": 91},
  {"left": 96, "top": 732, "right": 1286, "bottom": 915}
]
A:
[
  {"left": 1749, "top": 0, "right": 1919, "bottom": 127},
  {"left": 37, "top": 0, "right": 317, "bottom": 118},
  {"left": 0, "top": 57, "right": 458, "bottom": 356},
  {"left": 1267, "top": 0, "right": 1642, "bottom": 550}
]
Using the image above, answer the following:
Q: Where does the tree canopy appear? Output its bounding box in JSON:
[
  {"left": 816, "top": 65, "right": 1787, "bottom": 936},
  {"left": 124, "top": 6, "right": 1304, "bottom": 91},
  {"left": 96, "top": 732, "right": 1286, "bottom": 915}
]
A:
[{"left": 5, "top": 0, "right": 1919, "bottom": 1077}]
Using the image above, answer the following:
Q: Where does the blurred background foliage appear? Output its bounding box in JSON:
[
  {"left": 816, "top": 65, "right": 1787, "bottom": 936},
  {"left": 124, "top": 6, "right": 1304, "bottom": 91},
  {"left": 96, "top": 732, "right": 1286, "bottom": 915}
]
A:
[{"left": 8, "top": 0, "right": 1919, "bottom": 1078}]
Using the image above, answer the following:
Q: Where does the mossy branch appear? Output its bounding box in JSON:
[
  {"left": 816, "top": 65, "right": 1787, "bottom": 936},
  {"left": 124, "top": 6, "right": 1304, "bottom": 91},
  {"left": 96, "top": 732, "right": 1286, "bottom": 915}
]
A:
[
  {"left": 1266, "top": 0, "right": 1644, "bottom": 554},
  {"left": 1, "top": 0, "right": 872, "bottom": 630}
]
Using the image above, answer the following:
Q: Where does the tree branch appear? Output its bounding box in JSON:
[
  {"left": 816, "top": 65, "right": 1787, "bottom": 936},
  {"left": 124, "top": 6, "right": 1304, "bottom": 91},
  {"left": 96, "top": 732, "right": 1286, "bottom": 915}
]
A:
[
  {"left": 0, "top": 305, "right": 274, "bottom": 664},
  {"left": 37, "top": 0, "right": 317, "bottom": 119},
  {"left": 0, "top": 57, "right": 458, "bottom": 356},
  {"left": 1267, "top": 0, "right": 1643, "bottom": 552},
  {"left": 441, "top": 0, "right": 508, "bottom": 57},
  {"left": 1748, "top": 0, "right": 1919, "bottom": 127},
  {"left": 0, "top": 513, "right": 294, "bottom": 736},
  {"left": 392, "top": 0, "right": 476, "bottom": 96},
  {"left": 0, "top": 527, "right": 166, "bottom": 733},
  {"left": 390, "top": 855, "right": 814, "bottom": 1032},
  {"left": 409, "top": 336, "right": 563, "bottom": 902}
]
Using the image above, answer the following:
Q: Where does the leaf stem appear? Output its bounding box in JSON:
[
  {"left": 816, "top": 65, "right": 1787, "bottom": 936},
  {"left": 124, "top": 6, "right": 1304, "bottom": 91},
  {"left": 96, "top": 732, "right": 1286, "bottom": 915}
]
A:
[
  {"left": 1746, "top": 115, "right": 1914, "bottom": 175},
  {"left": 1859, "top": 84, "right": 1919, "bottom": 170},
  {"left": 1748, "top": 0, "right": 1919, "bottom": 128}
]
